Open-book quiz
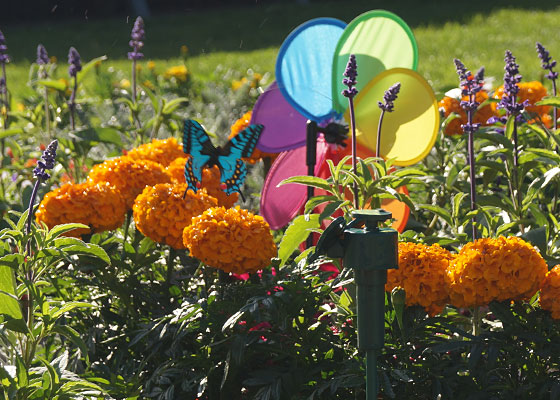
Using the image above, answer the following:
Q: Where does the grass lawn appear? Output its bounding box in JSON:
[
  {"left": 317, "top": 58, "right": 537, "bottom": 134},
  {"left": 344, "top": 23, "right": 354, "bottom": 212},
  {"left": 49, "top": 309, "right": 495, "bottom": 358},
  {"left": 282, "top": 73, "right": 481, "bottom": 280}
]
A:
[{"left": 2, "top": 0, "right": 560, "bottom": 101}]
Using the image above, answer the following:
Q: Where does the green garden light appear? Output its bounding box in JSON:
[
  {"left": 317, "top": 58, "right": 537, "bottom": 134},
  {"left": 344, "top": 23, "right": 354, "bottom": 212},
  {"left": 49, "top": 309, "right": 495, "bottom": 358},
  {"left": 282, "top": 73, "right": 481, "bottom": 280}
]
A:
[{"left": 309, "top": 209, "right": 398, "bottom": 398}]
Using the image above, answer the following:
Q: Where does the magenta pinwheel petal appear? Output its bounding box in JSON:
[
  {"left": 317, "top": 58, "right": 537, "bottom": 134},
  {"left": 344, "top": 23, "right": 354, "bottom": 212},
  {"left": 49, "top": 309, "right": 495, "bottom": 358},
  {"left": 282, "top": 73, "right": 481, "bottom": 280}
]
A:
[{"left": 252, "top": 81, "right": 309, "bottom": 153}]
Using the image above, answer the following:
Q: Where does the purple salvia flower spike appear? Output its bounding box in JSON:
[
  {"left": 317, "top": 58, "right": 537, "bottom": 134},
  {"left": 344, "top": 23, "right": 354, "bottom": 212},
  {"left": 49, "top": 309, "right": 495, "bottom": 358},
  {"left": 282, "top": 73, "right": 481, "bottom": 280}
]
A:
[
  {"left": 378, "top": 82, "right": 401, "bottom": 112},
  {"left": 536, "top": 42, "right": 558, "bottom": 130},
  {"left": 68, "top": 47, "right": 82, "bottom": 78},
  {"left": 37, "top": 44, "right": 49, "bottom": 66},
  {"left": 128, "top": 17, "right": 145, "bottom": 61},
  {"left": 342, "top": 54, "right": 358, "bottom": 99},
  {"left": 0, "top": 30, "right": 10, "bottom": 64},
  {"left": 33, "top": 140, "right": 57, "bottom": 181},
  {"left": 536, "top": 42, "right": 558, "bottom": 81}
]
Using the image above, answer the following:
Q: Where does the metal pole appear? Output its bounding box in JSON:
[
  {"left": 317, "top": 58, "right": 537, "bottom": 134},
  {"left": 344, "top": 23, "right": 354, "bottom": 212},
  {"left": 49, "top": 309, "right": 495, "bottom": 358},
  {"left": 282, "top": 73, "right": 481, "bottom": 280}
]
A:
[
  {"left": 366, "top": 349, "right": 378, "bottom": 398},
  {"left": 306, "top": 120, "right": 317, "bottom": 248}
]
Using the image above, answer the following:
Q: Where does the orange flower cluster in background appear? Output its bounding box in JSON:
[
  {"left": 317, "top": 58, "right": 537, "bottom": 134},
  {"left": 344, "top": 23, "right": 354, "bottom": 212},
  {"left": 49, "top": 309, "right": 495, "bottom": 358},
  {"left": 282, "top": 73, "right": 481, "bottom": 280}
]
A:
[
  {"left": 228, "top": 111, "right": 277, "bottom": 164},
  {"left": 492, "top": 81, "right": 552, "bottom": 126},
  {"left": 165, "top": 158, "right": 239, "bottom": 208},
  {"left": 183, "top": 206, "right": 277, "bottom": 274},
  {"left": 87, "top": 156, "right": 170, "bottom": 208},
  {"left": 133, "top": 183, "right": 218, "bottom": 249},
  {"left": 127, "top": 137, "right": 185, "bottom": 167},
  {"left": 540, "top": 265, "right": 560, "bottom": 319},
  {"left": 438, "top": 90, "right": 497, "bottom": 136},
  {"left": 386, "top": 242, "right": 455, "bottom": 315},
  {"left": 446, "top": 236, "right": 547, "bottom": 308},
  {"left": 36, "top": 181, "right": 126, "bottom": 237}
]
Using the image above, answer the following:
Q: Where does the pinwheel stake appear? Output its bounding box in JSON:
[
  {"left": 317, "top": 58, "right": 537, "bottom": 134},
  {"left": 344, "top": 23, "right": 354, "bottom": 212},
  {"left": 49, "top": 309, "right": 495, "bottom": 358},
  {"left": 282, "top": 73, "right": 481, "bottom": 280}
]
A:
[{"left": 309, "top": 209, "right": 398, "bottom": 398}]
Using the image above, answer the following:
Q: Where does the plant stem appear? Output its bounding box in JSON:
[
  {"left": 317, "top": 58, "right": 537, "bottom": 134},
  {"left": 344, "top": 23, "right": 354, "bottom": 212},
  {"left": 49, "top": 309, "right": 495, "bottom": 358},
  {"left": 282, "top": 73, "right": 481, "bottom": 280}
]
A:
[
  {"left": 376, "top": 110, "right": 385, "bottom": 159},
  {"left": 25, "top": 178, "right": 42, "bottom": 257},
  {"left": 552, "top": 78, "right": 557, "bottom": 130},
  {"left": 69, "top": 75, "right": 78, "bottom": 131},
  {"left": 348, "top": 96, "right": 359, "bottom": 209},
  {"left": 467, "top": 96, "right": 477, "bottom": 240},
  {"left": 472, "top": 306, "right": 481, "bottom": 336}
]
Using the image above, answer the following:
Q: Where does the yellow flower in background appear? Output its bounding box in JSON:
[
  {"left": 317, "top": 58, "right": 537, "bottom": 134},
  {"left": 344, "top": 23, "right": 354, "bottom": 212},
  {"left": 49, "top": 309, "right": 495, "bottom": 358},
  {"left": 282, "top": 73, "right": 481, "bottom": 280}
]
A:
[
  {"left": 142, "top": 80, "right": 155, "bottom": 91},
  {"left": 87, "top": 156, "right": 171, "bottom": 209},
  {"left": 16, "top": 103, "right": 25, "bottom": 112},
  {"left": 133, "top": 183, "right": 218, "bottom": 249},
  {"left": 229, "top": 111, "right": 278, "bottom": 164},
  {"left": 164, "top": 65, "right": 188, "bottom": 82},
  {"left": 446, "top": 236, "right": 547, "bottom": 308},
  {"left": 49, "top": 56, "right": 57, "bottom": 64},
  {"left": 147, "top": 60, "right": 156, "bottom": 71},
  {"left": 165, "top": 158, "right": 239, "bottom": 208},
  {"left": 180, "top": 45, "right": 189, "bottom": 55},
  {"left": 36, "top": 181, "right": 126, "bottom": 237},
  {"left": 540, "top": 265, "right": 560, "bottom": 319},
  {"left": 119, "top": 79, "right": 131, "bottom": 89},
  {"left": 127, "top": 137, "right": 185, "bottom": 167},
  {"left": 183, "top": 206, "right": 277, "bottom": 274},
  {"left": 232, "top": 77, "right": 248, "bottom": 91},
  {"left": 386, "top": 242, "right": 455, "bottom": 316}
]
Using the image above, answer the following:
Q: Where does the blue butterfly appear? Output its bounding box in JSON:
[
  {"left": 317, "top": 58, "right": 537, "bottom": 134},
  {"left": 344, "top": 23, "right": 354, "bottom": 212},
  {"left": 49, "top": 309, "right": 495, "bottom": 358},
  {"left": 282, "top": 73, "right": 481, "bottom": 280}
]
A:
[{"left": 183, "top": 119, "right": 264, "bottom": 201}]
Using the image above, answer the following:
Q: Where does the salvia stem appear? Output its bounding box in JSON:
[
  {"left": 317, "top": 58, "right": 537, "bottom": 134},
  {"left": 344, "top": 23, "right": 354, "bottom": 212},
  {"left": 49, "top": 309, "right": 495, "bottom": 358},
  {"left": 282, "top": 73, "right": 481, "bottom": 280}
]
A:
[
  {"left": 466, "top": 104, "right": 477, "bottom": 240},
  {"left": 376, "top": 110, "right": 385, "bottom": 159},
  {"left": 69, "top": 75, "right": 78, "bottom": 131},
  {"left": 348, "top": 96, "right": 359, "bottom": 209}
]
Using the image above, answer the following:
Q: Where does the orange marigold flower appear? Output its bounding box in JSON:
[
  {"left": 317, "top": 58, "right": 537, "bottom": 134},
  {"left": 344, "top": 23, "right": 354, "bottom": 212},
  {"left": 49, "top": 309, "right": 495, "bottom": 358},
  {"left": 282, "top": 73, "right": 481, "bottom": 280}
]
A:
[
  {"left": 386, "top": 242, "right": 455, "bottom": 315},
  {"left": 439, "top": 90, "right": 497, "bottom": 136},
  {"left": 133, "top": 183, "right": 218, "bottom": 249},
  {"left": 165, "top": 158, "right": 239, "bottom": 208},
  {"left": 446, "top": 236, "right": 547, "bottom": 308},
  {"left": 183, "top": 206, "right": 277, "bottom": 274},
  {"left": 127, "top": 137, "right": 184, "bottom": 167},
  {"left": 540, "top": 265, "right": 560, "bottom": 319},
  {"left": 228, "top": 111, "right": 277, "bottom": 163},
  {"left": 87, "top": 156, "right": 171, "bottom": 209},
  {"left": 36, "top": 181, "right": 126, "bottom": 237},
  {"left": 493, "top": 81, "right": 551, "bottom": 124}
]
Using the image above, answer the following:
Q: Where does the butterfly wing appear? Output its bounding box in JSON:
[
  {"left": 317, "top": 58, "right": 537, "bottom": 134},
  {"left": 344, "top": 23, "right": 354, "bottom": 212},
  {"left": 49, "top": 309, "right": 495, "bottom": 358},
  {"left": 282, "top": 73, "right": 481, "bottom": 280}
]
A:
[
  {"left": 183, "top": 119, "right": 213, "bottom": 193},
  {"left": 218, "top": 124, "right": 264, "bottom": 195}
]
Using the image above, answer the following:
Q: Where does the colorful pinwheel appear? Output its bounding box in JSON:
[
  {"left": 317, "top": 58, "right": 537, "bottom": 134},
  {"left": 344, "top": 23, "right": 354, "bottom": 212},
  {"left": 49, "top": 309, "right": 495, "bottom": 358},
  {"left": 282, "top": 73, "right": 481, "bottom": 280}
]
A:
[{"left": 252, "top": 10, "right": 439, "bottom": 231}]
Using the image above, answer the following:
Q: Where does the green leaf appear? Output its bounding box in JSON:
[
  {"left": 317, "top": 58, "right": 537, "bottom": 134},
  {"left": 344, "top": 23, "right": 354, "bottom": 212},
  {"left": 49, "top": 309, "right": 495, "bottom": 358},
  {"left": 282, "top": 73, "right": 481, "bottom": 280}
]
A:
[
  {"left": 72, "top": 127, "right": 123, "bottom": 146},
  {"left": 0, "top": 265, "right": 22, "bottom": 320},
  {"left": 0, "top": 254, "right": 24, "bottom": 269},
  {"left": 303, "top": 195, "right": 338, "bottom": 215},
  {"left": 525, "top": 147, "right": 560, "bottom": 164},
  {"left": 452, "top": 192, "right": 468, "bottom": 220},
  {"left": 46, "top": 223, "right": 90, "bottom": 241},
  {"left": 504, "top": 115, "right": 515, "bottom": 140},
  {"left": 279, "top": 176, "right": 333, "bottom": 193},
  {"left": 76, "top": 55, "right": 108, "bottom": 84},
  {"left": 521, "top": 226, "right": 548, "bottom": 254},
  {"left": 496, "top": 222, "right": 518, "bottom": 236},
  {"left": 162, "top": 97, "right": 189, "bottom": 114},
  {"left": 278, "top": 214, "right": 320, "bottom": 266},
  {"left": 36, "top": 79, "right": 67, "bottom": 91},
  {"left": 535, "top": 96, "right": 560, "bottom": 107},
  {"left": 54, "top": 242, "right": 110, "bottom": 264},
  {"left": 418, "top": 204, "right": 453, "bottom": 227},
  {"left": 319, "top": 200, "right": 347, "bottom": 221},
  {"left": 50, "top": 301, "right": 94, "bottom": 320},
  {"left": 0, "top": 128, "right": 23, "bottom": 139},
  {"left": 16, "top": 355, "right": 28, "bottom": 387},
  {"left": 474, "top": 132, "right": 513, "bottom": 149}
]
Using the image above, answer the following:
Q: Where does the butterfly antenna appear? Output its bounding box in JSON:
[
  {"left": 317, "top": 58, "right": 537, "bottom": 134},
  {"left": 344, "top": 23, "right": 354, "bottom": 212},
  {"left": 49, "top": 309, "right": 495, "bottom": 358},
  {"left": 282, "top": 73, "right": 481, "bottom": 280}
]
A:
[{"left": 182, "top": 188, "right": 188, "bottom": 199}]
